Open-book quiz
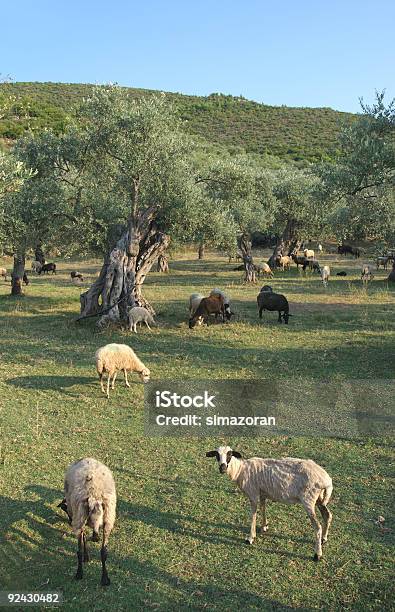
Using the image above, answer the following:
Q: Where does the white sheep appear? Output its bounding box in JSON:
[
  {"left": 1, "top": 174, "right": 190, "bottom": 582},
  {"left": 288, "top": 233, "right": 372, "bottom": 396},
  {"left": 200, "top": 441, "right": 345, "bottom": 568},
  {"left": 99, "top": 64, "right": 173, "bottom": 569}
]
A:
[
  {"left": 210, "top": 288, "right": 234, "bottom": 320},
  {"left": 189, "top": 293, "right": 204, "bottom": 326},
  {"left": 128, "top": 306, "right": 156, "bottom": 333},
  {"left": 31, "top": 261, "right": 42, "bottom": 273},
  {"left": 318, "top": 243, "right": 323, "bottom": 254},
  {"left": 321, "top": 265, "right": 330, "bottom": 286},
  {"left": 58, "top": 457, "right": 116, "bottom": 586},
  {"left": 303, "top": 248, "right": 315, "bottom": 259},
  {"left": 206, "top": 446, "right": 333, "bottom": 560},
  {"left": 361, "top": 264, "right": 374, "bottom": 284},
  {"left": 0, "top": 267, "right": 7, "bottom": 281},
  {"left": 278, "top": 255, "right": 292, "bottom": 271},
  {"left": 95, "top": 343, "right": 150, "bottom": 398}
]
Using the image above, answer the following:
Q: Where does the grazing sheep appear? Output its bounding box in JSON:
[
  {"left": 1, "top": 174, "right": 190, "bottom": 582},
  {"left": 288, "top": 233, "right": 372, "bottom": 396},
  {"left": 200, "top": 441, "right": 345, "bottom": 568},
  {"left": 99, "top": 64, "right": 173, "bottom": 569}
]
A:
[
  {"left": 338, "top": 245, "right": 360, "bottom": 258},
  {"left": 189, "top": 294, "right": 225, "bottom": 328},
  {"left": 321, "top": 265, "right": 330, "bottom": 286},
  {"left": 376, "top": 256, "right": 389, "bottom": 270},
  {"left": 31, "top": 261, "right": 42, "bottom": 273},
  {"left": 72, "top": 277, "right": 84, "bottom": 286},
  {"left": 71, "top": 270, "right": 84, "bottom": 280},
  {"left": 260, "top": 285, "right": 273, "bottom": 293},
  {"left": 255, "top": 262, "right": 273, "bottom": 278},
  {"left": 206, "top": 446, "right": 333, "bottom": 560},
  {"left": 58, "top": 457, "right": 116, "bottom": 586},
  {"left": 278, "top": 255, "right": 292, "bottom": 271},
  {"left": 291, "top": 253, "right": 307, "bottom": 269},
  {"left": 257, "top": 288, "right": 290, "bottom": 324},
  {"left": 210, "top": 288, "right": 234, "bottom": 320},
  {"left": 302, "top": 259, "right": 321, "bottom": 273},
  {"left": 361, "top": 264, "right": 374, "bottom": 284},
  {"left": 128, "top": 306, "right": 156, "bottom": 333},
  {"left": 318, "top": 243, "right": 323, "bottom": 254},
  {"left": 303, "top": 249, "right": 315, "bottom": 259},
  {"left": 336, "top": 271, "right": 347, "bottom": 276},
  {"left": 39, "top": 262, "right": 56, "bottom": 274},
  {"left": 95, "top": 343, "right": 150, "bottom": 398}
]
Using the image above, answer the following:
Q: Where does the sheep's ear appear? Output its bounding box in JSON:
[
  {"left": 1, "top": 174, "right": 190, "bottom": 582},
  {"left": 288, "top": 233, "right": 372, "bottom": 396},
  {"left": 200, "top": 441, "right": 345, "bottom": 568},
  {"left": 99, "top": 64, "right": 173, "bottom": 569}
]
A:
[
  {"left": 206, "top": 450, "right": 218, "bottom": 458},
  {"left": 232, "top": 450, "right": 242, "bottom": 459}
]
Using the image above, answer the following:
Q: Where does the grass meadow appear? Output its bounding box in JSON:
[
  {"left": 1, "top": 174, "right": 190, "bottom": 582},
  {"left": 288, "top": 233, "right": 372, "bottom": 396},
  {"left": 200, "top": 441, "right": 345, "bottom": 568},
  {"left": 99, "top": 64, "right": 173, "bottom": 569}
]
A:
[{"left": 0, "top": 250, "right": 394, "bottom": 611}]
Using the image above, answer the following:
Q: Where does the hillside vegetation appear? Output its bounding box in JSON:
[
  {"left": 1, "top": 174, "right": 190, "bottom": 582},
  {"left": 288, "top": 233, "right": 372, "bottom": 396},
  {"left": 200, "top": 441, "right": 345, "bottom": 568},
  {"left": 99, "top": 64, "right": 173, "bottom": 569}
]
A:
[{"left": 0, "top": 82, "right": 354, "bottom": 163}]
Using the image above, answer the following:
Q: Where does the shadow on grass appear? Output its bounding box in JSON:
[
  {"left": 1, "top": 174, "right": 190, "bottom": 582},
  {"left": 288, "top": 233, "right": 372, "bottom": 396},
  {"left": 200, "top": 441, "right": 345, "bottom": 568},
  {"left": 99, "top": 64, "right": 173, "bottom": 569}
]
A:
[
  {"left": 0, "top": 486, "right": 304, "bottom": 609},
  {"left": 7, "top": 375, "right": 97, "bottom": 391}
]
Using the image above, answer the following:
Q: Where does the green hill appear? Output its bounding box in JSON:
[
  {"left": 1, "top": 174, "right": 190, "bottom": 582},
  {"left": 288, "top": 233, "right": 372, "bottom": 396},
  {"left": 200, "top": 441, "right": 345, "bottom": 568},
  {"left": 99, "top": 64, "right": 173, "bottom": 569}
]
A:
[{"left": 0, "top": 81, "right": 355, "bottom": 163}]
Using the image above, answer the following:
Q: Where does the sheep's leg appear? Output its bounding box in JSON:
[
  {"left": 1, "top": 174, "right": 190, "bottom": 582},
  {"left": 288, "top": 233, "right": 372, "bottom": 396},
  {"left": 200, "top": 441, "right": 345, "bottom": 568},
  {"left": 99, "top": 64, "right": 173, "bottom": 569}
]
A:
[
  {"left": 259, "top": 307, "right": 263, "bottom": 319},
  {"left": 304, "top": 503, "right": 323, "bottom": 560},
  {"left": 106, "top": 374, "right": 111, "bottom": 399},
  {"left": 83, "top": 532, "right": 90, "bottom": 562},
  {"left": 278, "top": 311, "right": 282, "bottom": 323},
  {"left": 75, "top": 531, "right": 84, "bottom": 580},
  {"left": 260, "top": 498, "right": 269, "bottom": 533},
  {"left": 245, "top": 499, "right": 258, "bottom": 544},
  {"left": 99, "top": 372, "right": 105, "bottom": 394},
  {"left": 124, "top": 369, "right": 130, "bottom": 388},
  {"left": 100, "top": 526, "right": 111, "bottom": 586},
  {"left": 111, "top": 372, "right": 117, "bottom": 390},
  {"left": 317, "top": 502, "right": 332, "bottom": 543},
  {"left": 145, "top": 321, "right": 151, "bottom": 330}
]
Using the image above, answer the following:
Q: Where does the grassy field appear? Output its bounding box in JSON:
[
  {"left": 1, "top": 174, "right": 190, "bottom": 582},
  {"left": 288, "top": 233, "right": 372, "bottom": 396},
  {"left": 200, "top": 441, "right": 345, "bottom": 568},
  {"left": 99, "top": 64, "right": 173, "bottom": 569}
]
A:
[{"left": 0, "top": 251, "right": 394, "bottom": 611}]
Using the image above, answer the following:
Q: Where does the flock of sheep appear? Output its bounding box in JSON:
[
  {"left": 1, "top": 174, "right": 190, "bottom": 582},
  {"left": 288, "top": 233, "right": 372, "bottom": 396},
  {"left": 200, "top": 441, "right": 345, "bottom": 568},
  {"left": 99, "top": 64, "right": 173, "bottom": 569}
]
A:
[{"left": 5, "top": 243, "right": 393, "bottom": 587}]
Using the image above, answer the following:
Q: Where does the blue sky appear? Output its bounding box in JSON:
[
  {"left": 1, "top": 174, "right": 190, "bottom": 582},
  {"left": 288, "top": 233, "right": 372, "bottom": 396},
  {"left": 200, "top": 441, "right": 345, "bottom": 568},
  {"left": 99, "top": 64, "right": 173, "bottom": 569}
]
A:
[{"left": 2, "top": 0, "right": 394, "bottom": 112}]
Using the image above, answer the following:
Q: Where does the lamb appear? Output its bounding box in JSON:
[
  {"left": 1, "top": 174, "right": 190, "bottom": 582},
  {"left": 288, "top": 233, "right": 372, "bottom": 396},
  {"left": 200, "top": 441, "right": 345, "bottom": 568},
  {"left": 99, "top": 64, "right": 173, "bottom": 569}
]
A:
[
  {"left": 31, "top": 261, "right": 42, "bottom": 273},
  {"left": 0, "top": 267, "right": 7, "bottom": 281},
  {"left": 189, "top": 294, "right": 225, "bottom": 328},
  {"left": 303, "top": 248, "right": 315, "bottom": 259},
  {"left": 95, "top": 343, "right": 150, "bottom": 398},
  {"left": 71, "top": 270, "right": 84, "bottom": 280},
  {"left": 206, "top": 446, "right": 333, "bottom": 560},
  {"left": 58, "top": 457, "right": 116, "bottom": 586},
  {"left": 128, "top": 306, "right": 156, "bottom": 333},
  {"left": 321, "top": 265, "right": 330, "bottom": 287},
  {"left": 361, "top": 264, "right": 374, "bottom": 284},
  {"left": 210, "top": 288, "right": 234, "bottom": 320},
  {"left": 257, "top": 288, "right": 290, "bottom": 323}
]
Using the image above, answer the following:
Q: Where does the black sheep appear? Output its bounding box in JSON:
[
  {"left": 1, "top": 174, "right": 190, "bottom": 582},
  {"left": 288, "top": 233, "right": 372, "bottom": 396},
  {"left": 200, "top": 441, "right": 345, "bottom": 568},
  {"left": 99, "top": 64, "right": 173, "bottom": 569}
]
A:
[{"left": 257, "top": 290, "right": 290, "bottom": 324}]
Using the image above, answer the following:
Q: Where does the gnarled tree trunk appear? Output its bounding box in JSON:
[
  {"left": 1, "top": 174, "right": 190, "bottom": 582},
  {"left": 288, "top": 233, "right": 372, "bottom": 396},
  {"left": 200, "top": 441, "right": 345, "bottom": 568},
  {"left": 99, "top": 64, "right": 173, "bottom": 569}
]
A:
[
  {"left": 78, "top": 216, "right": 169, "bottom": 326},
  {"left": 268, "top": 218, "right": 301, "bottom": 268},
  {"left": 11, "top": 253, "right": 25, "bottom": 296},
  {"left": 198, "top": 240, "right": 205, "bottom": 260},
  {"left": 238, "top": 234, "right": 256, "bottom": 283}
]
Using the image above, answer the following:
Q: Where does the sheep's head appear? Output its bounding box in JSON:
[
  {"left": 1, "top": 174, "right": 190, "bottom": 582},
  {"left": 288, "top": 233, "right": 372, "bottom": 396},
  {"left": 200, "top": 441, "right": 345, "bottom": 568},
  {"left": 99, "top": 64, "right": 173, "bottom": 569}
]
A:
[
  {"left": 206, "top": 446, "right": 242, "bottom": 474},
  {"left": 189, "top": 317, "right": 197, "bottom": 329},
  {"left": 139, "top": 368, "right": 151, "bottom": 383}
]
